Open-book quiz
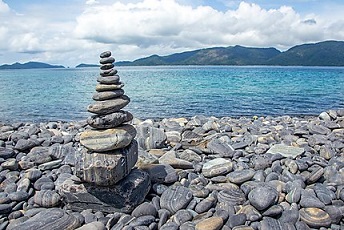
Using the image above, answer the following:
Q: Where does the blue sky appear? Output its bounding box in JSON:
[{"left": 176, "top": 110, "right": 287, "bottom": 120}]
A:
[{"left": 1, "top": 0, "right": 344, "bottom": 66}]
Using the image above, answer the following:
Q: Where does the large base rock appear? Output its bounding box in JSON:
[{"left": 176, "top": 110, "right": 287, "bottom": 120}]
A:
[
  {"left": 60, "top": 169, "right": 151, "bottom": 214},
  {"left": 75, "top": 141, "right": 138, "bottom": 186}
]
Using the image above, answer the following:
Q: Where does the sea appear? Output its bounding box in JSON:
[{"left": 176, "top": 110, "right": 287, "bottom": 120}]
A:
[{"left": 0, "top": 66, "right": 343, "bottom": 122}]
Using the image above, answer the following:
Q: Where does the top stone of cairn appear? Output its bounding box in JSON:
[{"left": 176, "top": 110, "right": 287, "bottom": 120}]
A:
[{"left": 100, "top": 51, "right": 112, "bottom": 58}]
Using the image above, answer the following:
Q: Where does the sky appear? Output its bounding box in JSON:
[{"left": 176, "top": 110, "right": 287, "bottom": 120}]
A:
[{"left": 0, "top": 0, "right": 344, "bottom": 67}]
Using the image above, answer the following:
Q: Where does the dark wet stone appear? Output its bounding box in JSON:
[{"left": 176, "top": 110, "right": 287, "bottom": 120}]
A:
[
  {"left": 195, "top": 196, "right": 216, "bottom": 213},
  {"left": 260, "top": 217, "right": 285, "bottom": 230},
  {"left": 248, "top": 186, "right": 278, "bottom": 211},
  {"left": 87, "top": 95, "right": 129, "bottom": 115},
  {"left": 0, "top": 203, "right": 12, "bottom": 214},
  {"left": 76, "top": 221, "right": 105, "bottom": 230},
  {"left": 160, "top": 222, "right": 179, "bottom": 230},
  {"left": 306, "top": 167, "right": 324, "bottom": 184},
  {"left": 140, "top": 164, "right": 178, "bottom": 184},
  {"left": 132, "top": 202, "right": 157, "bottom": 217},
  {"left": 299, "top": 207, "right": 331, "bottom": 228},
  {"left": 279, "top": 207, "right": 299, "bottom": 225},
  {"left": 99, "top": 56, "right": 115, "bottom": 64},
  {"left": 14, "top": 139, "right": 37, "bottom": 151},
  {"left": 160, "top": 186, "right": 193, "bottom": 214},
  {"left": 0, "top": 147, "right": 15, "bottom": 159},
  {"left": 207, "top": 138, "right": 234, "bottom": 157},
  {"left": 61, "top": 169, "right": 150, "bottom": 213},
  {"left": 227, "top": 169, "right": 255, "bottom": 184},
  {"left": 128, "top": 215, "right": 155, "bottom": 227},
  {"left": 87, "top": 111, "right": 132, "bottom": 129},
  {"left": 8, "top": 191, "right": 29, "bottom": 202},
  {"left": 24, "top": 168, "right": 42, "bottom": 181},
  {"left": 173, "top": 209, "right": 193, "bottom": 225},
  {"left": 10, "top": 208, "right": 81, "bottom": 230},
  {"left": 92, "top": 89, "right": 124, "bottom": 101},
  {"left": 75, "top": 141, "right": 138, "bottom": 186},
  {"left": 217, "top": 188, "right": 246, "bottom": 206},
  {"left": 225, "top": 213, "right": 246, "bottom": 228},
  {"left": 136, "top": 125, "right": 167, "bottom": 150},
  {"left": 262, "top": 205, "right": 284, "bottom": 217},
  {"left": 158, "top": 209, "right": 171, "bottom": 228},
  {"left": 100, "top": 51, "right": 111, "bottom": 58},
  {"left": 34, "top": 177, "right": 55, "bottom": 190},
  {"left": 300, "top": 192, "right": 325, "bottom": 208},
  {"left": 202, "top": 158, "right": 233, "bottom": 177},
  {"left": 323, "top": 205, "right": 344, "bottom": 224},
  {"left": 34, "top": 190, "right": 61, "bottom": 207},
  {"left": 314, "top": 184, "right": 335, "bottom": 205}
]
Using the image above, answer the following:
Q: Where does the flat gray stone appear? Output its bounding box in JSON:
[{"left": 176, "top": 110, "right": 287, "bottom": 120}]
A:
[
  {"left": 202, "top": 158, "right": 233, "bottom": 177},
  {"left": 267, "top": 144, "right": 304, "bottom": 159},
  {"left": 80, "top": 124, "right": 136, "bottom": 152},
  {"left": 87, "top": 95, "right": 129, "bottom": 114},
  {"left": 60, "top": 169, "right": 151, "bottom": 214},
  {"left": 75, "top": 141, "right": 138, "bottom": 186},
  {"left": 92, "top": 89, "right": 124, "bottom": 101},
  {"left": 87, "top": 111, "right": 133, "bottom": 129}
]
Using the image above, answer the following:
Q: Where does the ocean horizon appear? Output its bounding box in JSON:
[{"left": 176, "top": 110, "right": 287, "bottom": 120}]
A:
[{"left": 0, "top": 65, "right": 343, "bottom": 123}]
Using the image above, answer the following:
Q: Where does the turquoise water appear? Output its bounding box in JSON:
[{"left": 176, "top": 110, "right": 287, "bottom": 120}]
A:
[{"left": 0, "top": 66, "right": 343, "bottom": 122}]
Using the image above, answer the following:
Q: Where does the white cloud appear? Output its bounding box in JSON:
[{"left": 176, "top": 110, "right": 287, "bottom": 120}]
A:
[{"left": 1, "top": 0, "right": 344, "bottom": 66}]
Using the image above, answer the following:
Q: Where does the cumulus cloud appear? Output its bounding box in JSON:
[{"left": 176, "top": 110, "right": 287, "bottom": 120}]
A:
[
  {"left": 75, "top": 0, "right": 344, "bottom": 54},
  {"left": 1, "top": 0, "right": 344, "bottom": 66}
]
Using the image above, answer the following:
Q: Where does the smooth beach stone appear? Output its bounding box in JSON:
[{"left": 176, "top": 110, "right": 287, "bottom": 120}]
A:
[
  {"left": 136, "top": 125, "right": 167, "bottom": 150},
  {"left": 267, "top": 144, "right": 304, "bottom": 159},
  {"left": 100, "top": 51, "right": 111, "bottom": 58},
  {"left": 0, "top": 203, "right": 12, "bottom": 214},
  {"left": 24, "top": 168, "right": 42, "bottom": 181},
  {"left": 80, "top": 124, "right": 136, "bottom": 151},
  {"left": 34, "top": 177, "right": 55, "bottom": 190},
  {"left": 60, "top": 169, "right": 150, "bottom": 213},
  {"left": 225, "top": 213, "right": 246, "bottom": 228},
  {"left": 87, "top": 111, "right": 133, "bottom": 129},
  {"left": 14, "top": 139, "right": 37, "bottom": 151},
  {"left": 159, "top": 150, "right": 194, "bottom": 169},
  {"left": 38, "top": 159, "right": 63, "bottom": 170},
  {"left": 202, "top": 158, "right": 233, "bottom": 177},
  {"left": 49, "top": 144, "right": 75, "bottom": 160},
  {"left": 7, "top": 191, "right": 29, "bottom": 202},
  {"left": 10, "top": 208, "right": 81, "bottom": 230},
  {"left": 34, "top": 190, "right": 61, "bottom": 207},
  {"left": 173, "top": 209, "right": 193, "bottom": 225},
  {"left": 248, "top": 186, "right": 278, "bottom": 211},
  {"left": 226, "top": 169, "right": 255, "bottom": 184},
  {"left": 92, "top": 90, "right": 124, "bottom": 102},
  {"left": 128, "top": 215, "right": 155, "bottom": 227},
  {"left": 217, "top": 188, "right": 246, "bottom": 206},
  {"left": 1, "top": 158, "right": 18, "bottom": 170},
  {"left": 0, "top": 147, "right": 15, "bottom": 159},
  {"left": 27, "top": 147, "right": 52, "bottom": 164},
  {"left": 260, "top": 217, "right": 285, "bottom": 230},
  {"left": 308, "top": 123, "right": 331, "bottom": 135},
  {"left": 207, "top": 138, "right": 235, "bottom": 157},
  {"left": 299, "top": 208, "right": 331, "bottom": 228},
  {"left": 97, "top": 75, "right": 120, "bottom": 84},
  {"left": 100, "top": 69, "right": 117, "bottom": 77},
  {"left": 131, "top": 202, "right": 157, "bottom": 217},
  {"left": 100, "top": 63, "right": 114, "bottom": 71},
  {"left": 237, "top": 205, "right": 262, "bottom": 222},
  {"left": 95, "top": 83, "right": 124, "bottom": 92},
  {"left": 75, "top": 141, "right": 138, "bottom": 186},
  {"left": 75, "top": 221, "right": 105, "bottom": 230},
  {"left": 176, "top": 149, "right": 202, "bottom": 163},
  {"left": 99, "top": 56, "right": 115, "bottom": 64},
  {"left": 139, "top": 164, "right": 178, "bottom": 184},
  {"left": 195, "top": 196, "right": 216, "bottom": 213},
  {"left": 160, "top": 186, "right": 193, "bottom": 214},
  {"left": 195, "top": 216, "right": 223, "bottom": 230},
  {"left": 262, "top": 205, "right": 284, "bottom": 217},
  {"left": 88, "top": 97, "right": 129, "bottom": 116}
]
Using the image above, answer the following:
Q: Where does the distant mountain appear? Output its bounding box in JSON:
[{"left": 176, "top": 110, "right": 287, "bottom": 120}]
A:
[
  {"left": 267, "top": 41, "right": 344, "bottom": 66},
  {"left": 117, "top": 40, "right": 344, "bottom": 66},
  {"left": 75, "top": 63, "right": 100, "bottom": 68},
  {"left": 0, "top": 61, "right": 65, "bottom": 69}
]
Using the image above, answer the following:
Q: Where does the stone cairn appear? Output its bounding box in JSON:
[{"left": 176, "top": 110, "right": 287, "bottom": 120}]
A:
[
  {"left": 77, "top": 51, "right": 137, "bottom": 186},
  {"left": 61, "top": 51, "right": 150, "bottom": 213}
]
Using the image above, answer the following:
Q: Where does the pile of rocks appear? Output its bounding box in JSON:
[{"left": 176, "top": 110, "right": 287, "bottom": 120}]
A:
[{"left": 60, "top": 51, "right": 150, "bottom": 214}]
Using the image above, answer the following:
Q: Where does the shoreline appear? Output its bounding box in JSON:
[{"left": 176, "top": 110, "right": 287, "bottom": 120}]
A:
[{"left": 0, "top": 109, "right": 343, "bottom": 229}]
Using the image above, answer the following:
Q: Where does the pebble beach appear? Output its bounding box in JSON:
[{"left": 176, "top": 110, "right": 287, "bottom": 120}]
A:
[{"left": 0, "top": 109, "right": 343, "bottom": 230}]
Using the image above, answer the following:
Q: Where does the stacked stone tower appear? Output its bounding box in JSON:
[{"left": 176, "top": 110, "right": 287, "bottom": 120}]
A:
[{"left": 76, "top": 51, "right": 138, "bottom": 186}]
